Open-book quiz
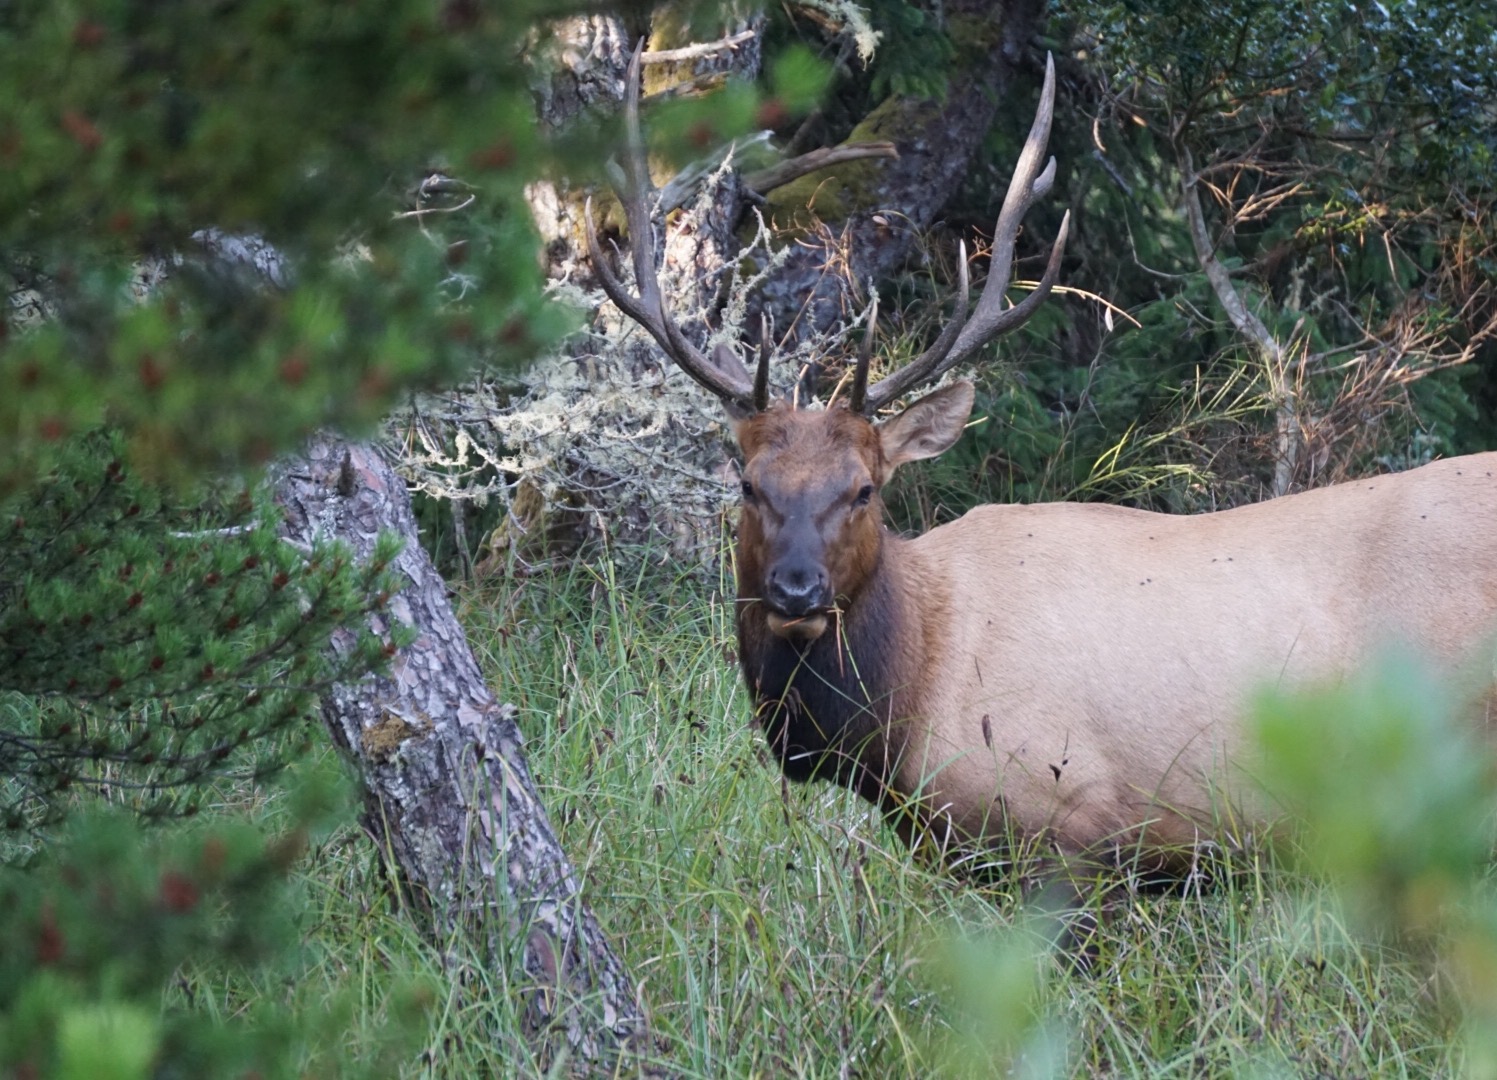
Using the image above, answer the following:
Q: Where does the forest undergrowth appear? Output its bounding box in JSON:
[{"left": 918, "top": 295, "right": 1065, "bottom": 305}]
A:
[{"left": 156, "top": 556, "right": 1482, "bottom": 1078}]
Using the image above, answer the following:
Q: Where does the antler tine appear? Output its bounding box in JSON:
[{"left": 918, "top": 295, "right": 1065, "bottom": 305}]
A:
[
  {"left": 754, "top": 314, "right": 772, "bottom": 412},
  {"left": 586, "top": 197, "right": 659, "bottom": 335},
  {"left": 618, "top": 44, "right": 660, "bottom": 321},
  {"left": 862, "top": 52, "right": 1068, "bottom": 412},
  {"left": 860, "top": 245, "right": 969, "bottom": 412},
  {"left": 946, "top": 52, "right": 1066, "bottom": 362},
  {"left": 963, "top": 208, "right": 1068, "bottom": 340},
  {"left": 848, "top": 296, "right": 878, "bottom": 413},
  {"left": 587, "top": 42, "right": 756, "bottom": 411}
]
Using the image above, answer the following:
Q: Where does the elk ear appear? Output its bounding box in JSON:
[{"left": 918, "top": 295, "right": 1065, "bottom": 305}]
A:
[{"left": 877, "top": 381, "right": 975, "bottom": 471}]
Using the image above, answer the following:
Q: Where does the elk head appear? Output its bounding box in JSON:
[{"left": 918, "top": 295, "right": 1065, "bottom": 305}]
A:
[
  {"left": 587, "top": 46, "right": 1069, "bottom": 639},
  {"left": 733, "top": 370, "right": 977, "bottom": 643}
]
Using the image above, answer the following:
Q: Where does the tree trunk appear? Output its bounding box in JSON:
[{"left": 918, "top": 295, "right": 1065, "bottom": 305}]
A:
[
  {"left": 754, "top": 0, "right": 1047, "bottom": 367},
  {"left": 275, "top": 437, "right": 647, "bottom": 1074}
]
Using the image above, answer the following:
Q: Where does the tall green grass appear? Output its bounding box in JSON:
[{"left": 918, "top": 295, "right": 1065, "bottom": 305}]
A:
[
  {"left": 444, "top": 563, "right": 1467, "bottom": 1076},
  {"left": 103, "top": 561, "right": 1478, "bottom": 1076}
]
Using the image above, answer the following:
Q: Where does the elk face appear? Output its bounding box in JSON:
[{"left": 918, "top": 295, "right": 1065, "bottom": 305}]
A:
[
  {"left": 736, "top": 405, "right": 882, "bottom": 642},
  {"left": 734, "top": 382, "right": 976, "bottom": 643}
]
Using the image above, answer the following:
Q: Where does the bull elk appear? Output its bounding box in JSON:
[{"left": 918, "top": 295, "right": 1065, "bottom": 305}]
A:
[{"left": 588, "top": 51, "right": 1497, "bottom": 871}]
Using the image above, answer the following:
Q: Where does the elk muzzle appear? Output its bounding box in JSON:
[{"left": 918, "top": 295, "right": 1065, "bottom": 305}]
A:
[{"left": 764, "top": 560, "right": 832, "bottom": 641}]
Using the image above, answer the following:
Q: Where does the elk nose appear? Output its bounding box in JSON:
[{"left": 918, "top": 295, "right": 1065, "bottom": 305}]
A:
[{"left": 766, "top": 564, "right": 831, "bottom": 616}]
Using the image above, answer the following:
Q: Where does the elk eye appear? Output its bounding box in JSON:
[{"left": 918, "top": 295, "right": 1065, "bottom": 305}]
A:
[
  {"left": 741, "top": 480, "right": 756, "bottom": 501},
  {"left": 854, "top": 484, "right": 874, "bottom": 507}
]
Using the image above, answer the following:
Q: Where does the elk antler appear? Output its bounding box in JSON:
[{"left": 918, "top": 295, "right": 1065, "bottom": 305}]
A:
[
  {"left": 847, "top": 297, "right": 879, "bottom": 414},
  {"left": 855, "top": 53, "right": 1071, "bottom": 414},
  {"left": 585, "top": 44, "right": 760, "bottom": 414}
]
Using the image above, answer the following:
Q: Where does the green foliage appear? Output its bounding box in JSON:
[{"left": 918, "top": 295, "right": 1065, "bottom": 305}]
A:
[
  {"left": 768, "top": 44, "right": 837, "bottom": 114},
  {"left": 1257, "top": 653, "right": 1496, "bottom": 934},
  {"left": 0, "top": 431, "right": 406, "bottom": 834},
  {"left": 863, "top": 0, "right": 955, "bottom": 101},
  {"left": 925, "top": 924, "right": 1064, "bottom": 1078},
  {"left": 1086, "top": 0, "right": 1496, "bottom": 162},
  {"left": 911, "top": 0, "right": 1497, "bottom": 516},
  {"left": 1254, "top": 650, "right": 1497, "bottom": 1073},
  {"left": 1406, "top": 363, "right": 1486, "bottom": 462},
  {"left": 0, "top": 758, "right": 433, "bottom": 1079},
  {"left": 1068, "top": 0, "right": 1497, "bottom": 459},
  {"left": 0, "top": 0, "right": 587, "bottom": 491}
]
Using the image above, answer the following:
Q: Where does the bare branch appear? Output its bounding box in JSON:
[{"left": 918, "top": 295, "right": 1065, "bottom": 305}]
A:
[
  {"left": 742, "top": 142, "right": 899, "bottom": 196},
  {"left": 642, "top": 29, "right": 757, "bottom": 64},
  {"left": 1180, "top": 144, "right": 1300, "bottom": 494},
  {"left": 1181, "top": 147, "right": 1286, "bottom": 367},
  {"left": 393, "top": 194, "right": 476, "bottom": 220}
]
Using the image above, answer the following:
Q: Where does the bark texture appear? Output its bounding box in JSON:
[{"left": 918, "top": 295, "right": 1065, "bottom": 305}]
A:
[
  {"left": 530, "top": 16, "right": 635, "bottom": 129},
  {"left": 275, "top": 437, "right": 646, "bottom": 1074},
  {"left": 527, "top": 16, "right": 635, "bottom": 277}
]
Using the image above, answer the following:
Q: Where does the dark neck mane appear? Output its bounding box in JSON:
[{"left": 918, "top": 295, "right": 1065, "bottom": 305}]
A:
[{"left": 737, "top": 535, "right": 919, "bottom": 805}]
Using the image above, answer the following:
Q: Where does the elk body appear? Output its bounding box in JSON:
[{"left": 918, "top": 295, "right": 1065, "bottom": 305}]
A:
[
  {"left": 732, "top": 388, "right": 1497, "bottom": 862},
  {"left": 590, "top": 52, "right": 1497, "bottom": 868}
]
